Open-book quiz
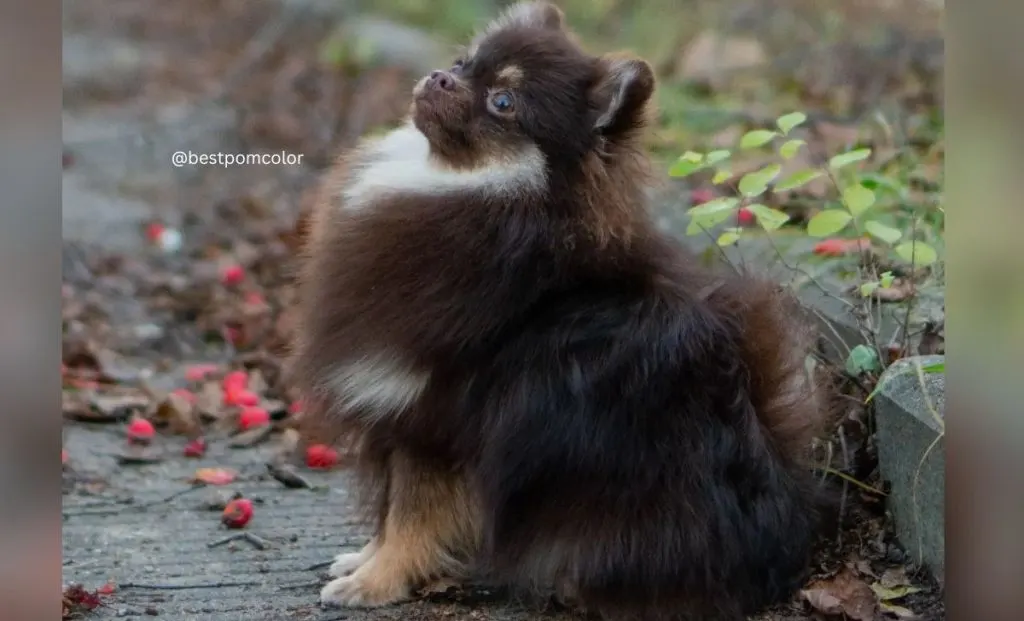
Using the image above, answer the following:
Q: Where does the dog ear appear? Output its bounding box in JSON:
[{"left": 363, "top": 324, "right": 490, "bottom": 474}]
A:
[
  {"left": 590, "top": 54, "right": 655, "bottom": 137},
  {"left": 489, "top": 1, "right": 565, "bottom": 33}
]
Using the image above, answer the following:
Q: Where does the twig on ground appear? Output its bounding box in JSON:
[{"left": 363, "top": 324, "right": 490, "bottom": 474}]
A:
[
  {"left": 266, "top": 461, "right": 315, "bottom": 489},
  {"left": 304, "top": 560, "right": 334, "bottom": 571},
  {"left": 835, "top": 425, "right": 850, "bottom": 550},
  {"left": 207, "top": 531, "right": 273, "bottom": 550},
  {"left": 118, "top": 580, "right": 261, "bottom": 590},
  {"left": 278, "top": 580, "right": 323, "bottom": 590}
]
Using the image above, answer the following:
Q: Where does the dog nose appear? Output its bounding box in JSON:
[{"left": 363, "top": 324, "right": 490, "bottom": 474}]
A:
[{"left": 427, "top": 70, "right": 456, "bottom": 92}]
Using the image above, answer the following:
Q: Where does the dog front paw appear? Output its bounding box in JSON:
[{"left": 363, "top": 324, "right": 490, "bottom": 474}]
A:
[
  {"left": 329, "top": 551, "right": 369, "bottom": 578},
  {"left": 319, "top": 569, "right": 410, "bottom": 608}
]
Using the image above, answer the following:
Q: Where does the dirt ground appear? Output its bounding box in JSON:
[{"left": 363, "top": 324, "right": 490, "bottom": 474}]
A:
[{"left": 61, "top": 0, "right": 945, "bottom": 619}]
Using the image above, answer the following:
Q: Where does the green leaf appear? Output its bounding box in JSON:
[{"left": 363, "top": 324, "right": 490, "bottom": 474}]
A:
[
  {"left": 739, "top": 129, "right": 777, "bottom": 149},
  {"left": 779, "top": 139, "right": 805, "bottom": 160},
  {"left": 845, "top": 344, "right": 881, "bottom": 376},
  {"left": 776, "top": 111, "right": 807, "bottom": 134},
  {"left": 774, "top": 168, "right": 823, "bottom": 192},
  {"left": 842, "top": 184, "right": 876, "bottom": 216},
  {"left": 859, "top": 173, "right": 904, "bottom": 195},
  {"left": 894, "top": 241, "right": 939, "bottom": 266},
  {"left": 828, "top": 148, "right": 872, "bottom": 170},
  {"left": 688, "top": 197, "right": 740, "bottom": 230},
  {"left": 880, "top": 271, "right": 895, "bottom": 288},
  {"left": 871, "top": 583, "right": 924, "bottom": 601},
  {"left": 685, "top": 220, "right": 704, "bottom": 236},
  {"left": 705, "top": 150, "right": 731, "bottom": 165},
  {"left": 921, "top": 361, "right": 945, "bottom": 374},
  {"left": 806, "top": 209, "right": 853, "bottom": 237},
  {"left": 746, "top": 203, "right": 790, "bottom": 231},
  {"left": 687, "top": 196, "right": 739, "bottom": 217},
  {"left": 712, "top": 169, "right": 732, "bottom": 185},
  {"left": 864, "top": 220, "right": 902, "bottom": 244},
  {"left": 859, "top": 282, "right": 880, "bottom": 297},
  {"left": 738, "top": 164, "right": 782, "bottom": 197},
  {"left": 717, "top": 230, "right": 741, "bottom": 246},
  {"left": 668, "top": 152, "right": 705, "bottom": 177}
]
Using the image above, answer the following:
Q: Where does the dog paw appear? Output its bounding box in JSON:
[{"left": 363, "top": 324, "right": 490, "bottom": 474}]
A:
[
  {"left": 319, "top": 572, "right": 409, "bottom": 608},
  {"left": 329, "top": 551, "right": 368, "bottom": 578}
]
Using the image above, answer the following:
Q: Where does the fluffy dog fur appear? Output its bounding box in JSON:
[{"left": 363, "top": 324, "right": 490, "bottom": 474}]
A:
[{"left": 289, "top": 3, "right": 827, "bottom": 619}]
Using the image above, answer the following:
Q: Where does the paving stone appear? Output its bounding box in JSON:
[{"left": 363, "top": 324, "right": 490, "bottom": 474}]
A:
[
  {"left": 61, "top": 425, "right": 572, "bottom": 620},
  {"left": 874, "top": 355, "right": 945, "bottom": 584},
  {"left": 63, "top": 34, "right": 166, "bottom": 106},
  {"left": 62, "top": 172, "right": 155, "bottom": 253}
]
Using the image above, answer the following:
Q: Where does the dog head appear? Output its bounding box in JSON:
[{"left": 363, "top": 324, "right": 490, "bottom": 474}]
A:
[{"left": 410, "top": 1, "right": 656, "bottom": 181}]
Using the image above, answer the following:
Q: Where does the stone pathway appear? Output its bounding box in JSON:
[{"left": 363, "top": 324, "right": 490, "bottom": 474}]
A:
[{"left": 62, "top": 424, "right": 570, "bottom": 620}]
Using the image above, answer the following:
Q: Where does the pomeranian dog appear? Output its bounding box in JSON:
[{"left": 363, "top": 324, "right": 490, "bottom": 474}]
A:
[{"left": 289, "top": 2, "right": 826, "bottom": 619}]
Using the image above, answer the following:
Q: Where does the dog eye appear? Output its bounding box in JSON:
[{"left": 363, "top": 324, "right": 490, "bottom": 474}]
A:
[
  {"left": 489, "top": 91, "right": 515, "bottom": 114},
  {"left": 451, "top": 58, "right": 465, "bottom": 73}
]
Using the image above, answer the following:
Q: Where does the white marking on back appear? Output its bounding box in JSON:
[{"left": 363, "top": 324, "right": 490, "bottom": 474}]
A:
[
  {"left": 329, "top": 352, "right": 429, "bottom": 418},
  {"left": 341, "top": 123, "right": 546, "bottom": 211}
]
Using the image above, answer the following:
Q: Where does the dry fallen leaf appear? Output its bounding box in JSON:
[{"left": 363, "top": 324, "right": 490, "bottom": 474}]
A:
[
  {"left": 880, "top": 601, "right": 920, "bottom": 619},
  {"left": 801, "top": 587, "right": 844, "bottom": 615},
  {"left": 417, "top": 577, "right": 461, "bottom": 596},
  {"left": 229, "top": 424, "right": 274, "bottom": 448},
  {"left": 870, "top": 278, "right": 917, "bottom": 302},
  {"left": 152, "top": 391, "right": 200, "bottom": 436},
  {"left": 193, "top": 468, "right": 237, "bottom": 485},
  {"left": 195, "top": 382, "right": 226, "bottom": 422},
  {"left": 88, "top": 393, "right": 150, "bottom": 421},
  {"left": 872, "top": 582, "right": 923, "bottom": 601},
  {"left": 801, "top": 567, "right": 879, "bottom": 621}
]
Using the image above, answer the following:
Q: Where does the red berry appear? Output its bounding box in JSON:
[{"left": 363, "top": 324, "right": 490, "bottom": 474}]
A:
[
  {"left": 305, "top": 444, "right": 339, "bottom": 469},
  {"left": 185, "top": 364, "right": 220, "bottom": 382},
  {"left": 96, "top": 583, "right": 117, "bottom": 595},
  {"left": 221, "top": 498, "right": 253, "bottom": 529},
  {"left": 221, "top": 264, "right": 245, "bottom": 286},
  {"left": 813, "top": 238, "right": 869, "bottom": 257},
  {"left": 62, "top": 449, "right": 69, "bottom": 466},
  {"left": 126, "top": 418, "right": 155, "bottom": 444},
  {"left": 146, "top": 222, "right": 165, "bottom": 242},
  {"left": 183, "top": 437, "right": 207, "bottom": 458},
  {"left": 238, "top": 407, "right": 270, "bottom": 430},
  {"left": 224, "top": 388, "right": 259, "bottom": 407},
  {"left": 691, "top": 188, "right": 715, "bottom": 205},
  {"left": 737, "top": 207, "right": 755, "bottom": 226},
  {"left": 222, "top": 370, "right": 248, "bottom": 391}
]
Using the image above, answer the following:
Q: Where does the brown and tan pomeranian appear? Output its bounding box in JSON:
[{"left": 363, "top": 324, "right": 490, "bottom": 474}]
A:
[{"left": 289, "top": 3, "right": 827, "bottom": 619}]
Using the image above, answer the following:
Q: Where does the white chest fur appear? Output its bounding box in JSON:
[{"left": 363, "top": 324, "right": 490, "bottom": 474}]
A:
[{"left": 341, "top": 123, "right": 547, "bottom": 211}]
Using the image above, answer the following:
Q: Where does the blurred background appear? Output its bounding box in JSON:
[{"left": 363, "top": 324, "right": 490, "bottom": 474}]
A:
[
  {"left": 61, "top": 1, "right": 946, "bottom": 619},
  {"left": 61, "top": 0, "right": 945, "bottom": 359}
]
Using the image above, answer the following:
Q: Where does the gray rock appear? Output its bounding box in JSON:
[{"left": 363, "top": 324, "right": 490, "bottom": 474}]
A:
[
  {"left": 62, "top": 35, "right": 164, "bottom": 105},
  {"left": 62, "top": 172, "right": 153, "bottom": 252},
  {"left": 874, "top": 354, "right": 945, "bottom": 584},
  {"left": 329, "top": 16, "right": 449, "bottom": 75}
]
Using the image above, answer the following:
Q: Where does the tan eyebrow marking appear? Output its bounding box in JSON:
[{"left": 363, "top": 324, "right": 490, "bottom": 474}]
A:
[{"left": 496, "top": 65, "right": 524, "bottom": 87}]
